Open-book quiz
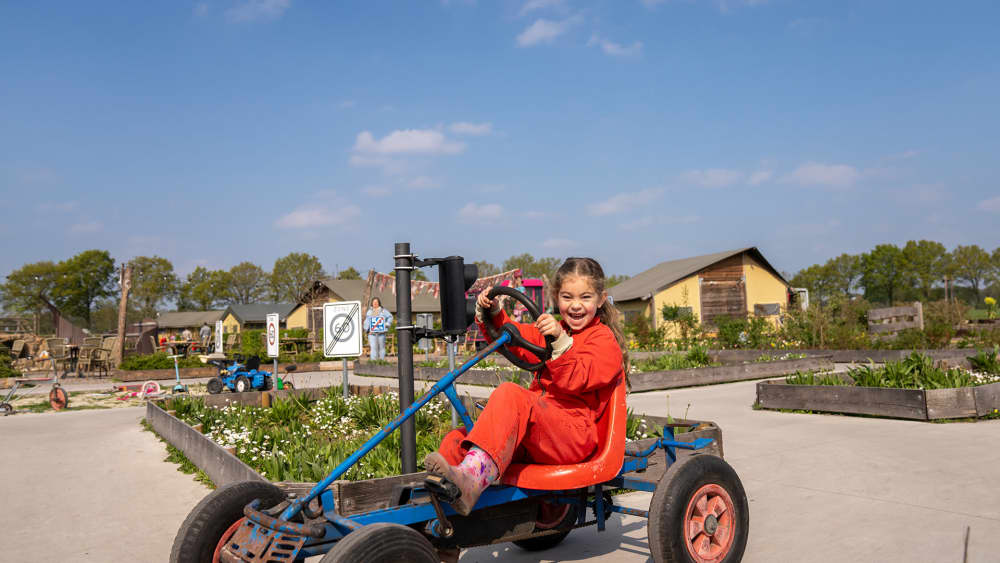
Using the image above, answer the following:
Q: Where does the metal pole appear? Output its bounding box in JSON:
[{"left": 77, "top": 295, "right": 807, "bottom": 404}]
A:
[
  {"left": 449, "top": 340, "right": 458, "bottom": 428},
  {"left": 394, "top": 242, "right": 417, "bottom": 474},
  {"left": 342, "top": 358, "right": 349, "bottom": 398}
]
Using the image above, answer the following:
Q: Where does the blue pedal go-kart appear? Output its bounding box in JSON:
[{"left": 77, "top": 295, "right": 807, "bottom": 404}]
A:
[
  {"left": 206, "top": 355, "right": 273, "bottom": 395},
  {"left": 171, "top": 284, "right": 749, "bottom": 563}
]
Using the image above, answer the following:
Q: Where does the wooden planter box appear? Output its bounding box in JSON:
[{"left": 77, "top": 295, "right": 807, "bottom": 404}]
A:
[
  {"left": 755, "top": 379, "right": 1000, "bottom": 421},
  {"left": 632, "top": 349, "right": 974, "bottom": 367},
  {"left": 115, "top": 361, "right": 330, "bottom": 382},
  {"left": 628, "top": 356, "right": 834, "bottom": 393}
]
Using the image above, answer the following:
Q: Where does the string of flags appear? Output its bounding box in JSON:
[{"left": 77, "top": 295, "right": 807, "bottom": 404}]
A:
[{"left": 369, "top": 268, "right": 524, "bottom": 299}]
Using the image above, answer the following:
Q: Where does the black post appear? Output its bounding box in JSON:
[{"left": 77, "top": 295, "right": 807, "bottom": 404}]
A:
[{"left": 394, "top": 242, "right": 417, "bottom": 474}]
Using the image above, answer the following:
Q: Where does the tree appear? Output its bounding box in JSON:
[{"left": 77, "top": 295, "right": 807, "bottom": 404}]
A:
[
  {"left": 413, "top": 269, "right": 428, "bottom": 281},
  {"left": 271, "top": 253, "right": 324, "bottom": 303},
  {"left": 474, "top": 261, "right": 500, "bottom": 277},
  {"left": 901, "top": 240, "right": 947, "bottom": 301},
  {"left": 178, "top": 267, "right": 230, "bottom": 310},
  {"left": 502, "top": 253, "right": 561, "bottom": 280},
  {"left": 337, "top": 267, "right": 362, "bottom": 280},
  {"left": 825, "top": 254, "right": 862, "bottom": 297},
  {"left": 130, "top": 256, "right": 179, "bottom": 316},
  {"left": 860, "top": 245, "right": 906, "bottom": 304},
  {"left": 52, "top": 249, "right": 116, "bottom": 328},
  {"left": 0, "top": 260, "right": 59, "bottom": 318},
  {"left": 790, "top": 263, "right": 836, "bottom": 306},
  {"left": 951, "top": 244, "right": 992, "bottom": 302},
  {"left": 606, "top": 274, "right": 630, "bottom": 287},
  {"left": 226, "top": 262, "right": 269, "bottom": 304}
]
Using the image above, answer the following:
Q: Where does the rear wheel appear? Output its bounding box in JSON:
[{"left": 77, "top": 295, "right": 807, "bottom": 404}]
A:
[
  {"left": 49, "top": 385, "right": 68, "bottom": 410},
  {"left": 319, "top": 522, "right": 438, "bottom": 563},
  {"left": 513, "top": 502, "right": 578, "bottom": 551},
  {"left": 206, "top": 378, "right": 224, "bottom": 394},
  {"left": 169, "top": 480, "right": 284, "bottom": 563},
  {"left": 234, "top": 376, "right": 250, "bottom": 393},
  {"left": 0, "top": 403, "right": 13, "bottom": 415},
  {"left": 648, "top": 455, "right": 748, "bottom": 563}
]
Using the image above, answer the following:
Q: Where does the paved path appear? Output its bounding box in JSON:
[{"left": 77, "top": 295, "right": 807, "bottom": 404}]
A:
[{"left": 3, "top": 376, "right": 999, "bottom": 562}]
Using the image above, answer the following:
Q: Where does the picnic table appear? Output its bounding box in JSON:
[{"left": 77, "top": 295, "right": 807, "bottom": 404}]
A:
[
  {"left": 281, "top": 337, "right": 310, "bottom": 356},
  {"left": 164, "top": 340, "right": 198, "bottom": 356}
]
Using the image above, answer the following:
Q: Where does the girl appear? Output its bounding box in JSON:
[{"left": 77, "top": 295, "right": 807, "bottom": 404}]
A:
[
  {"left": 363, "top": 298, "right": 393, "bottom": 362},
  {"left": 424, "top": 257, "right": 629, "bottom": 515}
]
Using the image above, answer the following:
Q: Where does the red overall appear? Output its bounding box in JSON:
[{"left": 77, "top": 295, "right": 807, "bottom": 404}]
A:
[{"left": 437, "top": 309, "right": 624, "bottom": 475}]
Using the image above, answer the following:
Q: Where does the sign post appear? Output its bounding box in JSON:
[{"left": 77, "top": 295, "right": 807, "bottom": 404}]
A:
[
  {"left": 215, "top": 320, "right": 224, "bottom": 354},
  {"left": 323, "top": 301, "right": 362, "bottom": 398},
  {"left": 266, "top": 313, "right": 280, "bottom": 384}
]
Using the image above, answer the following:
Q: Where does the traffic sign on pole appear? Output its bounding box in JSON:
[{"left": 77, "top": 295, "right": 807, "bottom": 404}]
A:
[
  {"left": 215, "top": 320, "right": 224, "bottom": 354},
  {"left": 323, "top": 301, "right": 362, "bottom": 358},
  {"left": 266, "top": 313, "right": 280, "bottom": 358}
]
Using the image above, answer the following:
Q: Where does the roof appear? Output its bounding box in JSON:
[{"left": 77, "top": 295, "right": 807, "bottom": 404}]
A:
[
  {"left": 311, "top": 278, "right": 441, "bottom": 313},
  {"left": 224, "top": 303, "right": 297, "bottom": 324},
  {"left": 608, "top": 247, "right": 789, "bottom": 302},
  {"left": 156, "top": 310, "right": 226, "bottom": 329}
]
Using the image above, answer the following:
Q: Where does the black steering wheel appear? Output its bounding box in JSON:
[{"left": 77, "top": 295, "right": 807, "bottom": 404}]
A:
[{"left": 483, "top": 285, "right": 554, "bottom": 372}]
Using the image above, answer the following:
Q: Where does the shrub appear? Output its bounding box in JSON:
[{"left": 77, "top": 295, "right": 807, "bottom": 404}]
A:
[
  {"left": 0, "top": 348, "right": 20, "bottom": 379},
  {"left": 714, "top": 315, "right": 775, "bottom": 349},
  {"left": 624, "top": 314, "right": 666, "bottom": 351},
  {"left": 120, "top": 353, "right": 204, "bottom": 370}
]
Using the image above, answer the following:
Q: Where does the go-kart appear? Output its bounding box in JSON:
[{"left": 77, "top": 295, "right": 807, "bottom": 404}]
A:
[
  {"left": 206, "top": 355, "right": 273, "bottom": 394},
  {"left": 171, "top": 273, "right": 749, "bottom": 563}
]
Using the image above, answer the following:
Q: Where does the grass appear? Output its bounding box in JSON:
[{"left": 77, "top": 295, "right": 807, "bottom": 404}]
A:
[{"left": 140, "top": 419, "right": 214, "bottom": 488}]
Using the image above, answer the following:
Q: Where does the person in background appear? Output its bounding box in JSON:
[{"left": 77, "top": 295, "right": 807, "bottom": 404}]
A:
[
  {"left": 200, "top": 322, "right": 212, "bottom": 349},
  {"left": 181, "top": 327, "right": 193, "bottom": 341},
  {"left": 364, "top": 297, "right": 393, "bottom": 362}
]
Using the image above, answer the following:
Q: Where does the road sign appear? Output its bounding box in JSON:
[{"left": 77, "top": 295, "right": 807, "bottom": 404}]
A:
[
  {"left": 266, "top": 313, "right": 279, "bottom": 358},
  {"left": 323, "top": 301, "right": 362, "bottom": 358},
  {"left": 416, "top": 313, "right": 433, "bottom": 351},
  {"left": 215, "top": 320, "right": 223, "bottom": 353}
]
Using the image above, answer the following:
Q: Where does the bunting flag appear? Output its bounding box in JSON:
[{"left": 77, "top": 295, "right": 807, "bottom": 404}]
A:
[
  {"left": 467, "top": 268, "right": 523, "bottom": 294},
  {"left": 366, "top": 267, "right": 524, "bottom": 300}
]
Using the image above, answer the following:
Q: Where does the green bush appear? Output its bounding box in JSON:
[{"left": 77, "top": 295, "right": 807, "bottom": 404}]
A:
[
  {"left": 120, "top": 353, "right": 204, "bottom": 371},
  {"left": 714, "top": 315, "right": 775, "bottom": 349},
  {"left": 0, "top": 348, "right": 20, "bottom": 379},
  {"left": 625, "top": 314, "right": 666, "bottom": 351}
]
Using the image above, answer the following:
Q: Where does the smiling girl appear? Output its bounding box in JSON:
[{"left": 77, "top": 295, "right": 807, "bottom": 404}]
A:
[{"left": 424, "top": 257, "right": 629, "bottom": 515}]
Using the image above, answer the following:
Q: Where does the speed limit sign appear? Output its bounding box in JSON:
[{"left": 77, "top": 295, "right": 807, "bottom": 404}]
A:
[
  {"left": 266, "top": 313, "right": 280, "bottom": 358},
  {"left": 323, "top": 301, "right": 362, "bottom": 358}
]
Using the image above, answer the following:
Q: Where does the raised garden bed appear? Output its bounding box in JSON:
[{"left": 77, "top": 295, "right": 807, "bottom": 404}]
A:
[
  {"left": 631, "top": 348, "right": 975, "bottom": 366},
  {"left": 114, "top": 361, "right": 334, "bottom": 382},
  {"left": 755, "top": 352, "right": 1000, "bottom": 421},
  {"left": 628, "top": 355, "right": 834, "bottom": 392}
]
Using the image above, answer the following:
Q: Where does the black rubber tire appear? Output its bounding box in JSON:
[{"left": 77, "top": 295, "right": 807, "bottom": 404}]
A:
[
  {"left": 169, "top": 480, "right": 284, "bottom": 563},
  {"left": 206, "top": 377, "right": 224, "bottom": 395},
  {"left": 0, "top": 403, "right": 13, "bottom": 415},
  {"left": 319, "top": 522, "right": 438, "bottom": 563},
  {"left": 262, "top": 376, "right": 273, "bottom": 391},
  {"left": 648, "top": 454, "right": 749, "bottom": 563},
  {"left": 234, "top": 375, "right": 250, "bottom": 393},
  {"left": 513, "top": 503, "right": 578, "bottom": 551}
]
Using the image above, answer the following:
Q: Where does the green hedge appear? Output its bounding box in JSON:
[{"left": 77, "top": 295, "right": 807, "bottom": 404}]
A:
[{"left": 120, "top": 353, "right": 205, "bottom": 371}]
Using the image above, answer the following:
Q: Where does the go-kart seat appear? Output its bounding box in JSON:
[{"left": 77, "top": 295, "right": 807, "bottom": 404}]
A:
[
  {"left": 245, "top": 356, "right": 260, "bottom": 372},
  {"left": 501, "top": 379, "right": 627, "bottom": 490}
]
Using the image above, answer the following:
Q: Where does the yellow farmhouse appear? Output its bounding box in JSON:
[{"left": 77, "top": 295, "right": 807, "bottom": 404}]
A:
[{"left": 608, "top": 248, "right": 789, "bottom": 333}]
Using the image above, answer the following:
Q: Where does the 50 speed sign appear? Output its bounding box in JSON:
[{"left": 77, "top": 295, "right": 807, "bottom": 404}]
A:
[{"left": 323, "top": 301, "right": 362, "bottom": 358}]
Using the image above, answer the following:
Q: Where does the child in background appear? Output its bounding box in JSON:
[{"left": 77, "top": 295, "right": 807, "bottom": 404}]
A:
[{"left": 424, "top": 257, "right": 629, "bottom": 515}]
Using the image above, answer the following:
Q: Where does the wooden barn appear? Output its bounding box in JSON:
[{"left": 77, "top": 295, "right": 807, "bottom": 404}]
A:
[{"left": 608, "top": 248, "right": 790, "bottom": 331}]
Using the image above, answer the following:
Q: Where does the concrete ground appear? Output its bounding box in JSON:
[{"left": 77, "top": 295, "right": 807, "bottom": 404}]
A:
[{"left": 2, "top": 373, "right": 998, "bottom": 562}]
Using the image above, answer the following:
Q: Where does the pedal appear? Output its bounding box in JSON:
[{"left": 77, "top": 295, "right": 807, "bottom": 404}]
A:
[{"left": 423, "top": 474, "right": 461, "bottom": 504}]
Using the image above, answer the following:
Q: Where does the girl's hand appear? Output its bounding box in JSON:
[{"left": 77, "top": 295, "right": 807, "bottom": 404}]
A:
[
  {"left": 477, "top": 290, "right": 499, "bottom": 314},
  {"left": 534, "top": 314, "right": 564, "bottom": 338}
]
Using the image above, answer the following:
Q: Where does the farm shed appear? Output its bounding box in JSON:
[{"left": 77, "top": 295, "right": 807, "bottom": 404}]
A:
[
  {"left": 221, "top": 303, "right": 296, "bottom": 334},
  {"left": 608, "top": 248, "right": 789, "bottom": 331},
  {"left": 155, "top": 310, "right": 225, "bottom": 339},
  {"left": 289, "top": 278, "right": 442, "bottom": 336}
]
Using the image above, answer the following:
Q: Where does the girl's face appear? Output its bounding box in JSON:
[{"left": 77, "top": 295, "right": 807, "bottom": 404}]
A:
[{"left": 556, "top": 275, "right": 606, "bottom": 332}]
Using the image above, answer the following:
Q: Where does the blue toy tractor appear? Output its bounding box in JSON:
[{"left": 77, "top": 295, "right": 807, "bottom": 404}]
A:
[{"left": 206, "top": 355, "right": 273, "bottom": 394}]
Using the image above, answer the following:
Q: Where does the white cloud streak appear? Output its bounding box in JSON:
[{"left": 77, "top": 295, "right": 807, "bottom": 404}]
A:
[
  {"left": 353, "top": 129, "right": 465, "bottom": 155},
  {"left": 781, "top": 162, "right": 860, "bottom": 188},
  {"left": 587, "top": 188, "right": 664, "bottom": 216},
  {"left": 977, "top": 196, "right": 1000, "bottom": 213},
  {"left": 520, "top": 0, "right": 566, "bottom": 15},
  {"left": 680, "top": 168, "right": 745, "bottom": 188},
  {"left": 275, "top": 204, "right": 361, "bottom": 229},
  {"left": 747, "top": 170, "right": 774, "bottom": 186},
  {"left": 620, "top": 215, "right": 699, "bottom": 231},
  {"left": 70, "top": 221, "right": 103, "bottom": 234},
  {"left": 449, "top": 122, "right": 493, "bottom": 136},
  {"left": 225, "top": 0, "right": 291, "bottom": 22},
  {"left": 458, "top": 203, "right": 504, "bottom": 222},
  {"left": 516, "top": 16, "right": 581, "bottom": 47},
  {"left": 587, "top": 34, "right": 642, "bottom": 57},
  {"left": 361, "top": 186, "right": 391, "bottom": 197}
]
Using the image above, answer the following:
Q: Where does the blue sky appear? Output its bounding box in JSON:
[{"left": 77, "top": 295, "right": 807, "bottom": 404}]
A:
[{"left": 2, "top": 0, "right": 999, "bottom": 283}]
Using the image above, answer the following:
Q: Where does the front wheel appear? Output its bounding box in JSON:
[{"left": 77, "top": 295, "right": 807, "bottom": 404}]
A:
[
  {"left": 648, "top": 454, "right": 749, "bottom": 563},
  {"left": 234, "top": 375, "right": 250, "bottom": 393},
  {"left": 319, "top": 523, "right": 438, "bottom": 563},
  {"left": 206, "top": 378, "right": 224, "bottom": 394},
  {"left": 169, "top": 480, "right": 284, "bottom": 563}
]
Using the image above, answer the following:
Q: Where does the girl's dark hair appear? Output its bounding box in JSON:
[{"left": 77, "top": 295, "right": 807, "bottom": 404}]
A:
[{"left": 551, "top": 257, "right": 630, "bottom": 385}]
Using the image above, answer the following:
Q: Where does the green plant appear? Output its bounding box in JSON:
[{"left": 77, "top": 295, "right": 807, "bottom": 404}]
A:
[
  {"left": 119, "top": 353, "right": 204, "bottom": 370},
  {"left": 969, "top": 346, "right": 1000, "bottom": 375},
  {"left": 0, "top": 347, "right": 20, "bottom": 378},
  {"left": 714, "top": 315, "right": 775, "bottom": 349},
  {"left": 661, "top": 303, "right": 704, "bottom": 349},
  {"left": 624, "top": 313, "right": 666, "bottom": 351},
  {"left": 631, "top": 349, "right": 717, "bottom": 373}
]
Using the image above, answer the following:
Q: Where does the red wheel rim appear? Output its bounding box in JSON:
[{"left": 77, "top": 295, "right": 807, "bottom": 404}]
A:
[
  {"left": 682, "top": 484, "right": 736, "bottom": 563},
  {"left": 213, "top": 517, "right": 246, "bottom": 563},
  {"left": 535, "top": 502, "right": 571, "bottom": 530},
  {"left": 49, "top": 387, "right": 68, "bottom": 411}
]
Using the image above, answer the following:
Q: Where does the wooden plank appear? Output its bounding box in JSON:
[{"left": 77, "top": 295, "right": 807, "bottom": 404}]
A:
[
  {"left": 755, "top": 381, "right": 927, "bottom": 420},
  {"left": 629, "top": 357, "right": 833, "bottom": 393},
  {"left": 973, "top": 381, "right": 1000, "bottom": 417},
  {"left": 868, "top": 320, "right": 923, "bottom": 334},
  {"left": 924, "top": 388, "right": 977, "bottom": 420},
  {"left": 868, "top": 305, "right": 921, "bottom": 321}
]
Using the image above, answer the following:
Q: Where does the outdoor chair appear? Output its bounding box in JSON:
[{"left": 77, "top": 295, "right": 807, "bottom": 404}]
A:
[
  {"left": 225, "top": 332, "right": 239, "bottom": 351},
  {"left": 47, "top": 343, "right": 73, "bottom": 374},
  {"left": 148, "top": 335, "right": 169, "bottom": 354},
  {"left": 124, "top": 335, "right": 138, "bottom": 353},
  {"left": 10, "top": 339, "right": 31, "bottom": 368},
  {"left": 88, "top": 347, "right": 111, "bottom": 377}
]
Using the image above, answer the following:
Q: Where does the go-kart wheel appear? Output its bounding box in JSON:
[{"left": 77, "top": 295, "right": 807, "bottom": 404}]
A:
[
  {"left": 169, "top": 480, "right": 285, "bottom": 563},
  {"left": 49, "top": 384, "right": 68, "bottom": 411},
  {"left": 319, "top": 522, "right": 438, "bottom": 563},
  {"left": 514, "top": 502, "right": 578, "bottom": 552},
  {"left": 262, "top": 376, "right": 273, "bottom": 391},
  {"left": 648, "top": 455, "right": 748, "bottom": 563},
  {"left": 206, "top": 377, "right": 224, "bottom": 394},
  {"left": 234, "top": 375, "right": 250, "bottom": 393},
  {"left": 483, "top": 285, "right": 555, "bottom": 372},
  {"left": 0, "top": 403, "right": 13, "bottom": 415}
]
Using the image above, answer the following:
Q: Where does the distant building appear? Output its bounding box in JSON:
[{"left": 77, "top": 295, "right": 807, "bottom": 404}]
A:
[
  {"left": 608, "top": 248, "right": 789, "bottom": 331},
  {"left": 156, "top": 310, "right": 225, "bottom": 339},
  {"left": 221, "top": 304, "right": 297, "bottom": 333}
]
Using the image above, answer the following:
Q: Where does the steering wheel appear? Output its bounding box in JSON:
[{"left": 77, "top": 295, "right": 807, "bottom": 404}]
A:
[{"left": 483, "top": 285, "right": 554, "bottom": 372}]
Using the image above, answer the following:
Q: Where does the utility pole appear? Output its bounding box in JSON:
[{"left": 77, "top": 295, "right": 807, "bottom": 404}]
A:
[{"left": 114, "top": 263, "right": 132, "bottom": 367}]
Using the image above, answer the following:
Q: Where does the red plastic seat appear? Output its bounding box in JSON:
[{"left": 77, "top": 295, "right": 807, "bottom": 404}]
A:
[{"left": 501, "top": 379, "right": 627, "bottom": 490}]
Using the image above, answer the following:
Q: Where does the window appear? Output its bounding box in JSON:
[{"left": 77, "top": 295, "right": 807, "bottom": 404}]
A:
[{"left": 754, "top": 303, "right": 781, "bottom": 316}]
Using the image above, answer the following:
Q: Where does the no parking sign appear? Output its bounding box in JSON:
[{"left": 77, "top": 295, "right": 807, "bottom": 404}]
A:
[{"left": 266, "top": 313, "right": 280, "bottom": 358}]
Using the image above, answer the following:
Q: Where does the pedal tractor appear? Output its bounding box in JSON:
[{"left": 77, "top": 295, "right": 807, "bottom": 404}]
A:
[
  {"left": 206, "top": 355, "right": 273, "bottom": 394},
  {"left": 171, "top": 254, "right": 749, "bottom": 563}
]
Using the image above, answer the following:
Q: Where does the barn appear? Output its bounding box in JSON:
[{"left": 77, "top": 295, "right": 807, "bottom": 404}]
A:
[{"left": 608, "top": 248, "right": 789, "bottom": 331}]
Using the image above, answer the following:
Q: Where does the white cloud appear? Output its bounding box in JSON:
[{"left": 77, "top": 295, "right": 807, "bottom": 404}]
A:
[
  {"left": 458, "top": 203, "right": 504, "bottom": 223},
  {"left": 977, "top": 196, "right": 1000, "bottom": 213},
  {"left": 523, "top": 210, "right": 548, "bottom": 219},
  {"left": 225, "top": 0, "right": 290, "bottom": 22},
  {"left": 449, "top": 122, "right": 493, "bottom": 136},
  {"left": 587, "top": 34, "right": 642, "bottom": 57},
  {"left": 587, "top": 188, "right": 664, "bottom": 216},
  {"left": 516, "top": 16, "right": 580, "bottom": 47},
  {"left": 520, "top": 0, "right": 566, "bottom": 16},
  {"left": 275, "top": 204, "right": 361, "bottom": 229},
  {"left": 781, "top": 162, "right": 859, "bottom": 188},
  {"left": 407, "top": 176, "right": 439, "bottom": 189},
  {"left": 747, "top": 170, "right": 773, "bottom": 186},
  {"left": 542, "top": 238, "right": 576, "bottom": 249},
  {"left": 70, "top": 221, "right": 103, "bottom": 234},
  {"left": 353, "top": 129, "right": 465, "bottom": 155},
  {"left": 361, "top": 186, "right": 391, "bottom": 197},
  {"left": 680, "top": 168, "right": 745, "bottom": 188}
]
